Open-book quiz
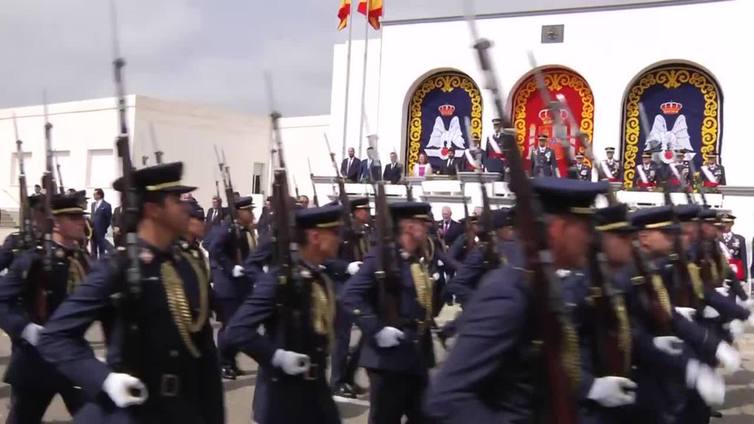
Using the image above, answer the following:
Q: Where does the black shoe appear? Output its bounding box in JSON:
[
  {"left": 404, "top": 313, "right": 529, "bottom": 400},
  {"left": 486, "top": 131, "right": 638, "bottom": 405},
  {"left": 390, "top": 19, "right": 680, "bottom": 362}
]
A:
[
  {"left": 711, "top": 410, "right": 723, "bottom": 418},
  {"left": 332, "top": 383, "right": 357, "bottom": 400},
  {"left": 222, "top": 366, "right": 237, "bottom": 380},
  {"left": 349, "top": 382, "right": 368, "bottom": 395}
]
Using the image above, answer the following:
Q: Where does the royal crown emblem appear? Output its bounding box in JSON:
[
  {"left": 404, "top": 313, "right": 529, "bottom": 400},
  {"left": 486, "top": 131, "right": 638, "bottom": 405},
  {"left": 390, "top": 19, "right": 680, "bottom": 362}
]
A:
[
  {"left": 660, "top": 101, "right": 683, "bottom": 115},
  {"left": 538, "top": 108, "right": 569, "bottom": 125},
  {"left": 438, "top": 104, "right": 456, "bottom": 117}
]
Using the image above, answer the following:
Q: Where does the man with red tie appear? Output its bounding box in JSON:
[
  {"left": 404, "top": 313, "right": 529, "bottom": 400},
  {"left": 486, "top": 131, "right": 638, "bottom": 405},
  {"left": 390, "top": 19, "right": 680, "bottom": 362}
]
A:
[{"left": 437, "top": 206, "right": 463, "bottom": 247}]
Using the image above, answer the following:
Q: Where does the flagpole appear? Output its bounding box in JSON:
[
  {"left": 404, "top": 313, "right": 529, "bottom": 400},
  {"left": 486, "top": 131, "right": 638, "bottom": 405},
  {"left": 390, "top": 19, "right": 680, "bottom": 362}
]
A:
[
  {"left": 356, "top": 0, "right": 371, "bottom": 159},
  {"left": 340, "top": 1, "right": 354, "bottom": 159},
  {"left": 374, "top": 5, "right": 384, "bottom": 141}
]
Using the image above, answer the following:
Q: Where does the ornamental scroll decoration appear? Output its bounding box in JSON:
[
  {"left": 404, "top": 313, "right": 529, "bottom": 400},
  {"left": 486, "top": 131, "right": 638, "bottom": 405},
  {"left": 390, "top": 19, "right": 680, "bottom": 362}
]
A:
[
  {"left": 511, "top": 68, "right": 595, "bottom": 169},
  {"left": 405, "top": 71, "right": 483, "bottom": 175},
  {"left": 621, "top": 64, "right": 722, "bottom": 188}
]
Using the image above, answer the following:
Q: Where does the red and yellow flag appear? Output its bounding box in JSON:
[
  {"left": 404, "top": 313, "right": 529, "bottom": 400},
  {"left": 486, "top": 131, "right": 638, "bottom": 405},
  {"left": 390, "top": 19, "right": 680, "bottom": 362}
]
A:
[
  {"left": 338, "top": 0, "right": 351, "bottom": 31},
  {"left": 358, "top": 0, "right": 383, "bottom": 30}
]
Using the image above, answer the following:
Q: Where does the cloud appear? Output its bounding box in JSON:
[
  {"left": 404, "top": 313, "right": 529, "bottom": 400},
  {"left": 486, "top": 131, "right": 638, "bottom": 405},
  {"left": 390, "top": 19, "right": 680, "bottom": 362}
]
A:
[{"left": 0, "top": 0, "right": 347, "bottom": 116}]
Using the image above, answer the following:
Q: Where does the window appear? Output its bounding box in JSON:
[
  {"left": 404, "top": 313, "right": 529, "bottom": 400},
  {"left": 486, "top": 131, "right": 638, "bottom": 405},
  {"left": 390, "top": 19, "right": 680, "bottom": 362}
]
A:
[{"left": 252, "top": 162, "right": 265, "bottom": 194}]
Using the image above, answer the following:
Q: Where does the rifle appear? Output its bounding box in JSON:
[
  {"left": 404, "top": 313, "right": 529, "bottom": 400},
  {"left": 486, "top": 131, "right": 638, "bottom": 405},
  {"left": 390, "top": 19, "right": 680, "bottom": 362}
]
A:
[
  {"left": 42, "top": 95, "right": 56, "bottom": 278},
  {"left": 149, "top": 122, "right": 163, "bottom": 164},
  {"left": 293, "top": 175, "right": 300, "bottom": 199},
  {"left": 308, "top": 158, "right": 319, "bottom": 207},
  {"left": 110, "top": 0, "right": 144, "bottom": 382},
  {"left": 215, "top": 180, "right": 221, "bottom": 201},
  {"left": 54, "top": 155, "right": 65, "bottom": 194},
  {"left": 465, "top": 7, "right": 579, "bottom": 422},
  {"left": 464, "top": 117, "right": 497, "bottom": 269},
  {"left": 13, "top": 115, "right": 34, "bottom": 249},
  {"left": 459, "top": 179, "right": 473, "bottom": 250},
  {"left": 324, "top": 133, "right": 356, "bottom": 260},
  {"left": 213, "top": 146, "right": 242, "bottom": 264}
]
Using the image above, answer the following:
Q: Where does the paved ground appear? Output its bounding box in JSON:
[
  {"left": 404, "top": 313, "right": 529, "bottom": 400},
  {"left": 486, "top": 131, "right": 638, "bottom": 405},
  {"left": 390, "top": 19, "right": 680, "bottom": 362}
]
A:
[{"left": 2, "top": 228, "right": 754, "bottom": 423}]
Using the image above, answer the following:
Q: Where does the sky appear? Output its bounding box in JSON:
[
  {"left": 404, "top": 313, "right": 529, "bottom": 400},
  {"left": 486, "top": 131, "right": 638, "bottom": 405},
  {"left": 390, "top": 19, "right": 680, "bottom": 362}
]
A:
[{"left": 0, "top": 0, "right": 362, "bottom": 116}]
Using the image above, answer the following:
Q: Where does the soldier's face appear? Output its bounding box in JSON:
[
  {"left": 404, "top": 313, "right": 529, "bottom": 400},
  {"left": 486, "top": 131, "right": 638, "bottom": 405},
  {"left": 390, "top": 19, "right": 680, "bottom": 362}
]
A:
[
  {"left": 548, "top": 215, "right": 591, "bottom": 268},
  {"left": 187, "top": 217, "right": 205, "bottom": 240},
  {"left": 601, "top": 232, "right": 633, "bottom": 265},
  {"left": 538, "top": 138, "right": 547, "bottom": 146},
  {"left": 54, "top": 214, "right": 86, "bottom": 242},
  {"left": 701, "top": 223, "right": 718, "bottom": 240},
  {"left": 607, "top": 152, "right": 614, "bottom": 159},
  {"left": 308, "top": 227, "right": 341, "bottom": 259},
  {"left": 237, "top": 209, "right": 254, "bottom": 227},
  {"left": 722, "top": 223, "right": 732, "bottom": 233},
  {"left": 639, "top": 230, "right": 674, "bottom": 256},
  {"left": 398, "top": 218, "right": 428, "bottom": 255},
  {"left": 353, "top": 208, "right": 370, "bottom": 224},
  {"left": 161, "top": 194, "right": 191, "bottom": 237},
  {"left": 681, "top": 222, "right": 699, "bottom": 248}
]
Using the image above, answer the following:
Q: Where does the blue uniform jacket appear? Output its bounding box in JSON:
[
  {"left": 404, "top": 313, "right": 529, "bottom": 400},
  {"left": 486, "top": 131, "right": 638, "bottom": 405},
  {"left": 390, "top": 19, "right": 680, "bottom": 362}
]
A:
[{"left": 205, "top": 221, "right": 253, "bottom": 299}]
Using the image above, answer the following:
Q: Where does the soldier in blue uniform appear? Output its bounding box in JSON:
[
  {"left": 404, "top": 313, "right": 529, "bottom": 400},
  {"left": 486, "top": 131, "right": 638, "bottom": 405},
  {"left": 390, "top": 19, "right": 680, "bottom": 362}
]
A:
[
  {"left": 205, "top": 196, "right": 256, "bottom": 379},
  {"left": 529, "top": 134, "right": 557, "bottom": 177},
  {"left": 445, "top": 216, "right": 479, "bottom": 271},
  {"left": 426, "top": 178, "right": 646, "bottom": 423},
  {"left": 0, "top": 193, "right": 90, "bottom": 423},
  {"left": 37, "top": 162, "right": 224, "bottom": 424},
  {"left": 575, "top": 152, "right": 592, "bottom": 181},
  {"left": 220, "top": 204, "right": 344, "bottom": 424},
  {"left": 344, "top": 201, "right": 438, "bottom": 423},
  {"left": 331, "top": 196, "right": 372, "bottom": 399}
]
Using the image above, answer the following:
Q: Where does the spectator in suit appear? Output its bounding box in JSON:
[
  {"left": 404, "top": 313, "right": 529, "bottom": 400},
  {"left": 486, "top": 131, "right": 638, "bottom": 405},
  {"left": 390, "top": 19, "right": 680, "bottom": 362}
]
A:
[
  {"left": 412, "top": 152, "right": 433, "bottom": 178},
  {"left": 437, "top": 206, "right": 463, "bottom": 247},
  {"left": 111, "top": 204, "right": 123, "bottom": 248},
  {"left": 256, "top": 196, "right": 273, "bottom": 240},
  {"left": 32, "top": 184, "right": 43, "bottom": 197},
  {"left": 438, "top": 149, "right": 463, "bottom": 177},
  {"left": 89, "top": 188, "right": 112, "bottom": 258},
  {"left": 340, "top": 147, "right": 361, "bottom": 182},
  {"left": 359, "top": 146, "right": 382, "bottom": 183},
  {"left": 383, "top": 152, "right": 404, "bottom": 184},
  {"left": 205, "top": 196, "right": 228, "bottom": 228}
]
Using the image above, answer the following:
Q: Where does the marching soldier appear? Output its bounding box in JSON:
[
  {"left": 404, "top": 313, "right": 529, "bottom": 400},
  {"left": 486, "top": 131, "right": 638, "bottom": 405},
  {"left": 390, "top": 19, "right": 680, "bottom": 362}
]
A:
[
  {"left": 220, "top": 204, "right": 344, "bottom": 424},
  {"left": 426, "top": 178, "right": 639, "bottom": 422},
  {"left": 634, "top": 151, "right": 658, "bottom": 190},
  {"left": 0, "top": 193, "right": 90, "bottom": 423},
  {"left": 529, "top": 134, "right": 557, "bottom": 177},
  {"left": 1, "top": 196, "right": 46, "bottom": 273},
  {"left": 600, "top": 147, "right": 622, "bottom": 182},
  {"left": 720, "top": 213, "right": 748, "bottom": 282},
  {"left": 575, "top": 152, "right": 592, "bottom": 181},
  {"left": 344, "top": 202, "right": 438, "bottom": 423},
  {"left": 445, "top": 216, "right": 479, "bottom": 271},
  {"left": 331, "top": 197, "right": 372, "bottom": 399},
  {"left": 38, "top": 162, "right": 225, "bottom": 423},
  {"left": 205, "top": 196, "right": 257, "bottom": 379},
  {"left": 700, "top": 153, "right": 726, "bottom": 189}
]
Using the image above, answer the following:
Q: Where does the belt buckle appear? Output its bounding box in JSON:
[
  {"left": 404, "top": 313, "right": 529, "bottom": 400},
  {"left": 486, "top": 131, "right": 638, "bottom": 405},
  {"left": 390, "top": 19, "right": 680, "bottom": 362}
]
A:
[
  {"left": 304, "top": 363, "right": 319, "bottom": 381},
  {"left": 161, "top": 374, "right": 180, "bottom": 397}
]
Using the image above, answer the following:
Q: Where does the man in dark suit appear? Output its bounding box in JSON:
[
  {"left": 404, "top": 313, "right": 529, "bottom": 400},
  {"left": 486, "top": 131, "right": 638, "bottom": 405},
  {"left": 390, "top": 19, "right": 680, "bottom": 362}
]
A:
[
  {"left": 110, "top": 205, "right": 123, "bottom": 248},
  {"left": 205, "top": 196, "right": 228, "bottom": 228},
  {"left": 340, "top": 147, "right": 361, "bottom": 182},
  {"left": 89, "top": 188, "right": 112, "bottom": 258},
  {"left": 437, "top": 206, "right": 463, "bottom": 247},
  {"left": 360, "top": 146, "right": 382, "bottom": 183},
  {"left": 438, "top": 149, "right": 463, "bottom": 177},
  {"left": 383, "top": 151, "right": 404, "bottom": 184}
]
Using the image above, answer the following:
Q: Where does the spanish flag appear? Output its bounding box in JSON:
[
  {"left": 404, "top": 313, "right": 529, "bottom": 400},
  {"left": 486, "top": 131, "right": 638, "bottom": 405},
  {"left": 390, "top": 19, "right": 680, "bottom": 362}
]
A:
[
  {"left": 358, "top": 0, "right": 383, "bottom": 30},
  {"left": 338, "top": 0, "right": 351, "bottom": 31}
]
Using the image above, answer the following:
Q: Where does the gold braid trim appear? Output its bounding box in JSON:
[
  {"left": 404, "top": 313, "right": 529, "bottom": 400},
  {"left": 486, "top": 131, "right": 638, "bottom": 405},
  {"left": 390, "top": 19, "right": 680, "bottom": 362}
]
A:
[
  {"left": 161, "top": 262, "right": 201, "bottom": 358},
  {"left": 410, "top": 261, "right": 433, "bottom": 327},
  {"left": 179, "top": 251, "right": 210, "bottom": 333},
  {"left": 560, "top": 318, "right": 581, "bottom": 391},
  {"left": 613, "top": 296, "right": 632, "bottom": 374},
  {"left": 650, "top": 274, "right": 673, "bottom": 315},
  {"left": 66, "top": 257, "right": 87, "bottom": 294},
  {"left": 310, "top": 277, "right": 336, "bottom": 349},
  {"left": 246, "top": 230, "right": 257, "bottom": 250},
  {"left": 686, "top": 263, "right": 706, "bottom": 301}
]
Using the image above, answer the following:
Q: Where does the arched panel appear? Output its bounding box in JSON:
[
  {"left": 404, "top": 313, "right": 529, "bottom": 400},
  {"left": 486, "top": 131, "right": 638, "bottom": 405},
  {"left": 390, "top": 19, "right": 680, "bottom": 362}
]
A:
[
  {"left": 510, "top": 67, "right": 595, "bottom": 174},
  {"left": 620, "top": 63, "right": 723, "bottom": 188},
  {"left": 404, "top": 71, "right": 483, "bottom": 175}
]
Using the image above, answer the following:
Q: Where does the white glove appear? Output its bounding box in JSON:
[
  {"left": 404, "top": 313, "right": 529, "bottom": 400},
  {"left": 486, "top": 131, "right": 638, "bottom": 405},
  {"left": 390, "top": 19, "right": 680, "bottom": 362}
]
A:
[
  {"left": 695, "top": 364, "right": 725, "bottom": 407},
  {"left": 102, "top": 373, "right": 148, "bottom": 408},
  {"left": 653, "top": 336, "right": 684, "bottom": 356},
  {"left": 271, "top": 349, "right": 310, "bottom": 376},
  {"left": 702, "top": 306, "right": 720, "bottom": 319},
  {"left": 586, "top": 376, "right": 637, "bottom": 407},
  {"left": 726, "top": 319, "right": 745, "bottom": 339},
  {"left": 715, "top": 286, "right": 729, "bottom": 297},
  {"left": 21, "top": 323, "right": 43, "bottom": 346},
  {"left": 374, "top": 326, "right": 404, "bottom": 348},
  {"left": 347, "top": 261, "right": 363, "bottom": 275},
  {"left": 437, "top": 259, "right": 444, "bottom": 267},
  {"left": 675, "top": 307, "right": 696, "bottom": 322},
  {"left": 232, "top": 265, "right": 244, "bottom": 278},
  {"left": 748, "top": 313, "right": 754, "bottom": 327},
  {"left": 715, "top": 341, "right": 741, "bottom": 374}
]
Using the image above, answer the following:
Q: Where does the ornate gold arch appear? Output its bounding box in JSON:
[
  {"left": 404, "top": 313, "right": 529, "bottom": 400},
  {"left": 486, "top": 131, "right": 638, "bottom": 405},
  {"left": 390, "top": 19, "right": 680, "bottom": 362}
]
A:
[
  {"left": 406, "top": 72, "right": 483, "bottom": 174},
  {"left": 622, "top": 66, "right": 721, "bottom": 187},
  {"left": 513, "top": 70, "right": 595, "bottom": 154}
]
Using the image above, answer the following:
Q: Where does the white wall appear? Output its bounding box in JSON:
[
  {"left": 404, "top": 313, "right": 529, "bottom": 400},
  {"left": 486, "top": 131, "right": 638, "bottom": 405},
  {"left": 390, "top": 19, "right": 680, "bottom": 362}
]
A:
[
  {"left": 0, "top": 95, "right": 272, "bottom": 212},
  {"left": 278, "top": 115, "right": 331, "bottom": 201}
]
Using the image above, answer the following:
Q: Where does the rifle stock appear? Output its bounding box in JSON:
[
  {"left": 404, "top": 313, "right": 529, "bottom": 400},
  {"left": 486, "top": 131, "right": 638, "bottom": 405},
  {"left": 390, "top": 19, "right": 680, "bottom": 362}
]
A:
[
  {"left": 324, "top": 134, "right": 355, "bottom": 258},
  {"left": 13, "top": 116, "right": 34, "bottom": 249},
  {"left": 308, "top": 158, "right": 319, "bottom": 207}
]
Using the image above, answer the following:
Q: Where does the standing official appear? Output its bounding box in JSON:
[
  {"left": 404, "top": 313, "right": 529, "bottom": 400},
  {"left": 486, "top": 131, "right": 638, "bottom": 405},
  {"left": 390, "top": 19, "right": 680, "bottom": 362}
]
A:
[
  {"left": 484, "top": 118, "right": 507, "bottom": 179},
  {"left": 383, "top": 152, "right": 404, "bottom": 184},
  {"left": 0, "top": 193, "right": 90, "bottom": 423},
  {"left": 341, "top": 147, "right": 362, "bottom": 183},
  {"left": 438, "top": 149, "right": 463, "bottom": 177},
  {"left": 575, "top": 152, "right": 592, "bottom": 181},
  {"left": 38, "top": 162, "right": 224, "bottom": 423},
  {"left": 600, "top": 147, "right": 622, "bottom": 182},
  {"left": 719, "top": 213, "right": 748, "bottom": 282},
  {"left": 634, "top": 151, "right": 659, "bottom": 190},
  {"left": 437, "top": 206, "right": 463, "bottom": 248},
  {"left": 220, "top": 204, "right": 344, "bottom": 424},
  {"left": 89, "top": 188, "right": 112, "bottom": 258},
  {"left": 204, "top": 196, "right": 228, "bottom": 228},
  {"left": 344, "top": 202, "right": 438, "bottom": 423},
  {"left": 360, "top": 147, "right": 382, "bottom": 183},
  {"left": 700, "top": 153, "right": 726, "bottom": 189},
  {"left": 529, "top": 134, "right": 557, "bottom": 177}
]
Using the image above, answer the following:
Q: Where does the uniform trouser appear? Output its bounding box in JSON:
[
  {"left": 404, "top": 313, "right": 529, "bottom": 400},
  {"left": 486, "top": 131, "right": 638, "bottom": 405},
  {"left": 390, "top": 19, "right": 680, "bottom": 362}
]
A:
[
  {"left": 215, "top": 297, "right": 243, "bottom": 368},
  {"left": 676, "top": 390, "right": 711, "bottom": 424},
  {"left": 366, "top": 369, "right": 428, "bottom": 424},
  {"left": 7, "top": 384, "right": 83, "bottom": 424},
  {"left": 330, "top": 304, "right": 363, "bottom": 387}
]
